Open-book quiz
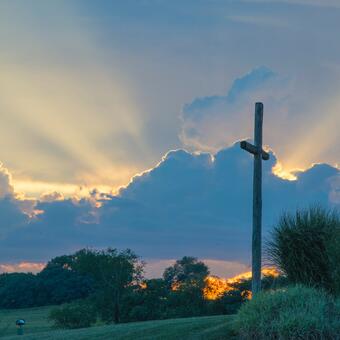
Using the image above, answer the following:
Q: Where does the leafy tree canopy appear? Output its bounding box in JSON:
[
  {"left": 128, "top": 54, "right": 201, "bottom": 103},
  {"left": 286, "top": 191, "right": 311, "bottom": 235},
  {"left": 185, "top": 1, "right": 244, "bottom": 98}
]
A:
[{"left": 163, "top": 256, "right": 209, "bottom": 289}]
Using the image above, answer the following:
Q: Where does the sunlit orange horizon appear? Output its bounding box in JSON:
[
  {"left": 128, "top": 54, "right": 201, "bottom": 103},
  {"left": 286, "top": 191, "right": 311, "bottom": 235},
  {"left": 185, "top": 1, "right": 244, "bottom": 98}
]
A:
[{"left": 203, "top": 267, "right": 280, "bottom": 300}]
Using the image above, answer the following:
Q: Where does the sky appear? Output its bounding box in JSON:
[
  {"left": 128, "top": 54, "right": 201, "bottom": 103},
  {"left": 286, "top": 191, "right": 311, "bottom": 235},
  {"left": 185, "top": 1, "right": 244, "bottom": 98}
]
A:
[{"left": 0, "top": 0, "right": 339, "bottom": 277}]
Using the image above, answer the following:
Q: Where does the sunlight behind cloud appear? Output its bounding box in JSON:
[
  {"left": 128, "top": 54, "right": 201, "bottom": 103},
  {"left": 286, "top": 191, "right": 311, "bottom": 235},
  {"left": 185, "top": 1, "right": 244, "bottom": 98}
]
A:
[
  {"left": 280, "top": 97, "right": 340, "bottom": 173},
  {"left": 180, "top": 67, "right": 340, "bottom": 177},
  {"left": 0, "top": 2, "right": 150, "bottom": 196},
  {"left": 272, "top": 162, "right": 298, "bottom": 181},
  {"left": 0, "top": 1, "right": 339, "bottom": 198}
]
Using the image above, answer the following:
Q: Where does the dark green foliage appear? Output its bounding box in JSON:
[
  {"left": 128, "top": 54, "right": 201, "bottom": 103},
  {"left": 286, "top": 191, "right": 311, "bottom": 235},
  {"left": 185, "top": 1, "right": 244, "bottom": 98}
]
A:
[
  {"left": 261, "top": 273, "right": 289, "bottom": 290},
  {"left": 206, "top": 289, "right": 244, "bottom": 316},
  {"left": 41, "top": 248, "right": 144, "bottom": 324},
  {"left": 165, "top": 287, "right": 206, "bottom": 318},
  {"left": 267, "top": 206, "right": 340, "bottom": 294},
  {"left": 0, "top": 273, "right": 37, "bottom": 308},
  {"left": 0, "top": 263, "right": 94, "bottom": 309},
  {"left": 123, "top": 257, "right": 221, "bottom": 321},
  {"left": 207, "top": 275, "right": 289, "bottom": 316},
  {"left": 163, "top": 256, "right": 209, "bottom": 289},
  {"left": 122, "top": 257, "right": 212, "bottom": 322},
  {"left": 49, "top": 300, "right": 97, "bottom": 329},
  {"left": 36, "top": 264, "right": 94, "bottom": 305},
  {"left": 234, "top": 285, "right": 340, "bottom": 339},
  {"left": 328, "top": 225, "right": 340, "bottom": 295},
  {"left": 46, "top": 254, "right": 75, "bottom": 269},
  {"left": 124, "top": 279, "right": 168, "bottom": 321},
  {"left": 217, "top": 279, "right": 251, "bottom": 315},
  {"left": 163, "top": 257, "right": 209, "bottom": 318},
  {"left": 0, "top": 251, "right": 261, "bottom": 325},
  {"left": 66, "top": 248, "right": 144, "bottom": 323}
]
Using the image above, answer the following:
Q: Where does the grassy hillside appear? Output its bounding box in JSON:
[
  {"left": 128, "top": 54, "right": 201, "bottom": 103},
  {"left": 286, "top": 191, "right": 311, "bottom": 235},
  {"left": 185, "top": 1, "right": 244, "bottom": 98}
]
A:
[
  {"left": 0, "top": 306, "right": 53, "bottom": 337},
  {"left": 0, "top": 306, "right": 236, "bottom": 339}
]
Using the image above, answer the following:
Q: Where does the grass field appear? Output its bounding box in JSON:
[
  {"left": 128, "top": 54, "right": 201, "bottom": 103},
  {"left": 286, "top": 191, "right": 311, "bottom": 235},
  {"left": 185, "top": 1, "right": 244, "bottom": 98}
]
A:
[{"left": 0, "top": 307, "right": 236, "bottom": 339}]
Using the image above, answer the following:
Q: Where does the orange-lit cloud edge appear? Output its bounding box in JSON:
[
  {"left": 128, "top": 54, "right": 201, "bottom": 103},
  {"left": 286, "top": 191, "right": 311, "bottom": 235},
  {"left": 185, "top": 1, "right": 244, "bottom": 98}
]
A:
[{"left": 7, "top": 144, "right": 340, "bottom": 204}]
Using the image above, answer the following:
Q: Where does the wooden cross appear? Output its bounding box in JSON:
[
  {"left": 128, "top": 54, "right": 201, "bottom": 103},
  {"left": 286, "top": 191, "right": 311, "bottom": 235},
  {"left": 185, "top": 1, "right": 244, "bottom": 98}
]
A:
[{"left": 240, "top": 102, "right": 269, "bottom": 295}]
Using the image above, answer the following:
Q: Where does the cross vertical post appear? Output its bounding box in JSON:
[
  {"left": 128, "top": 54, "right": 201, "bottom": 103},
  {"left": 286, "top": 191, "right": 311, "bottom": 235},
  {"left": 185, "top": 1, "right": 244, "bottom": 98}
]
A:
[
  {"left": 240, "top": 102, "right": 269, "bottom": 295},
  {"left": 252, "top": 102, "right": 263, "bottom": 295}
]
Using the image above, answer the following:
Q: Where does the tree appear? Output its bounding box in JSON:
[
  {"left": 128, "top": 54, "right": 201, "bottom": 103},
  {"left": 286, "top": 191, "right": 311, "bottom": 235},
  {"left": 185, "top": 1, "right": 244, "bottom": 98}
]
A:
[
  {"left": 36, "top": 263, "right": 94, "bottom": 305},
  {"left": 0, "top": 273, "right": 37, "bottom": 308},
  {"left": 0, "top": 264, "right": 94, "bottom": 309},
  {"left": 163, "top": 256, "right": 209, "bottom": 289},
  {"left": 67, "top": 248, "right": 144, "bottom": 323},
  {"left": 124, "top": 279, "right": 169, "bottom": 321},
  {"left": 163, "top": 257, "right": 209, "bottom": 317}
]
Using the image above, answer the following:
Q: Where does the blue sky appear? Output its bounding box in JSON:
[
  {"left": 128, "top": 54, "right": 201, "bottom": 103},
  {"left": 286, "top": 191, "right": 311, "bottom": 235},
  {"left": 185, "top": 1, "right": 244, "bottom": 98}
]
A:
[{"left": 0, "top": 0, "right": 339, "bottom": 276}]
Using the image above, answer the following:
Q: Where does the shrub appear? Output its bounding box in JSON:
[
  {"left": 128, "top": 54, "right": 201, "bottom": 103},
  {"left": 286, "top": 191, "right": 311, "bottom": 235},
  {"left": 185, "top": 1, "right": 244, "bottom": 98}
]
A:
[
  {"left": 49, "top": 301, "right": 97, "bottom": 329},
  {"left": 267, "top": 206, "right": 340, "bottom": 294},
  {"left": 234, "top": 285, "right": 340, "bottom": 339}
]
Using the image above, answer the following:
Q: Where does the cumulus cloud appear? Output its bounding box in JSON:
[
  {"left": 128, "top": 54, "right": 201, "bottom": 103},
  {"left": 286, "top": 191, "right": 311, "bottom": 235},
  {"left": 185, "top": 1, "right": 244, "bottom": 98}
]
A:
[
  {"left": 0, "top": 164, "right": 30, "bottom": 237},
  {"left": 0, "top": 144, "right": 338, "bottom": 275},
  {"left": 0, "top": 163, "right": 14, "bottom": 198},
  {"left": 39, "top": 191, "right": 65, "bottom": 202},
  {"left": 180, "top": 67, "right": 340, "bottom": 174},
  {"left": 180, "top": 66, "right": 292, "bottom": 153}
]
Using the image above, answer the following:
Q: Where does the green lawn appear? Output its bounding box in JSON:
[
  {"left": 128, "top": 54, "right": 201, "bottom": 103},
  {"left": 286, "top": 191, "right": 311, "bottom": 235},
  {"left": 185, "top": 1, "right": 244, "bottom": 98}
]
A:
[
  {"left": 0, "top": 306, "right": 53, "bottom": 337},
  {"left": 0, "top": 306, "right": 236, "bottom": 339}
]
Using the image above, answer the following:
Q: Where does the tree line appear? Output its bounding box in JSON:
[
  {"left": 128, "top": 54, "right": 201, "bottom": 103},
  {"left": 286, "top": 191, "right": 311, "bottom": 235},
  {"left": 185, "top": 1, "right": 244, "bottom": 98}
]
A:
[{"left": 0, "top": 250, "right": 270, "bottom": 326}]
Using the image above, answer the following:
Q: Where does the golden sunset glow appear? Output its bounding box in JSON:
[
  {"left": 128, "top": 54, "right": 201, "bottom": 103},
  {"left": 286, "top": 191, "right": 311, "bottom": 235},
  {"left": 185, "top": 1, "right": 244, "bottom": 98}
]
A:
[
  {"left": 0, "top": 0, "right": 338, "bottom": 202},
  {"left": 13, "top": 172, "right": 142, "bottom": 200},
  {"left": 272, "top": 162, "right": 298, "bottom": 181},
  {"left": 280, "top": 98, "right": 340, "bottom": 173},
  {"left": 0, "top": 2, "right": 155, "bottom": 198},
  {"left": 203, "top": 267, "right": 280, "bottom": 300},
  {"left": 0, "top": 63, "right": 145, "bottom": 191}
]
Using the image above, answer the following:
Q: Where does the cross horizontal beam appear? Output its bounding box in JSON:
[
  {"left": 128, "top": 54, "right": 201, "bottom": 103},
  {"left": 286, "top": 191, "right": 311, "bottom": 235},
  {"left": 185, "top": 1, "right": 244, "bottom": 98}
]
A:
[{"left": 240, "top": 140, "right": 270, "bottom": 160}]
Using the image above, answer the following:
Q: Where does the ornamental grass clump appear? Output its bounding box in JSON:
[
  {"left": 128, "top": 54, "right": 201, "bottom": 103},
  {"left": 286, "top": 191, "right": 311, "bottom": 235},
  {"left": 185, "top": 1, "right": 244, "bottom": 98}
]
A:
[
  {"left": 234, "top": 285, "right": 340, "bottom": 339},
  {"left": 266, "top": 206, "right": 340, "bottom": 295}
]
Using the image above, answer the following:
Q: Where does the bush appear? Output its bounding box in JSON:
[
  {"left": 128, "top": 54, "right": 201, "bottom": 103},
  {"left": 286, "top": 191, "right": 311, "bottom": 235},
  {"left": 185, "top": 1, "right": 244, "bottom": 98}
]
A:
[
  {"left": 267, "top": 206, "right": 340, "bottom": 294},
  {"left": 49, "top": 301, "right": 97, "bottom": 329},
  {"left": 234, "top": 285, "right": 340, "bottom": 339}
]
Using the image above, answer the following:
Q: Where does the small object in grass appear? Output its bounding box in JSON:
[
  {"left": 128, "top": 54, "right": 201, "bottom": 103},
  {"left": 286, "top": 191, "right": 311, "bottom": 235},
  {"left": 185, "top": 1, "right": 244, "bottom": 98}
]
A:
[
  {"left": 16, "top": 319, "right": 25, "bottom": 335},
  {"left": 16, "top": 319, "right": 25, "bottom": 326}
]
